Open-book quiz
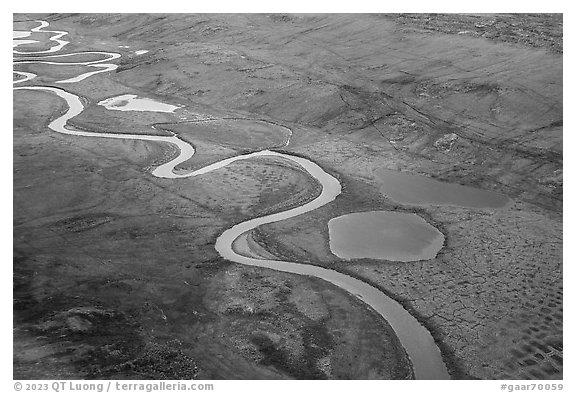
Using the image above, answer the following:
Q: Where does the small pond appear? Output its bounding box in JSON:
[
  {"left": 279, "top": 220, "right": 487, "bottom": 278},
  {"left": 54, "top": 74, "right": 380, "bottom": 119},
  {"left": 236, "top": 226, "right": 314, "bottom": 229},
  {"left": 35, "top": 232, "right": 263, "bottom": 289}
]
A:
[{"left": 375, "top": 168, "right": 510, "bottom": 208}]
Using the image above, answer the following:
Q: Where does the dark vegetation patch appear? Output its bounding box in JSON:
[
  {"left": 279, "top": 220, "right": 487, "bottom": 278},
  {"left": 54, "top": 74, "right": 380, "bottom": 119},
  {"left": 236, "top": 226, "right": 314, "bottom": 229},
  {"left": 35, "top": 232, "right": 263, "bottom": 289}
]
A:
[
  {"left": 52, "top": 213, "right": 117, "bottom": 233},
  {"left": 389, "top": 13, "right": 563, "bottom": 53}
]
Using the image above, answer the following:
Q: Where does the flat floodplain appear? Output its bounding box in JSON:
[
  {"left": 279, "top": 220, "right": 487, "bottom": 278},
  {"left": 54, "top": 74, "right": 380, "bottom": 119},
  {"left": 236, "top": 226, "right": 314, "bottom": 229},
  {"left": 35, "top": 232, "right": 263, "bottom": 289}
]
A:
[{"left": 13, "top": 13, "right": 562, "bottom": 381}]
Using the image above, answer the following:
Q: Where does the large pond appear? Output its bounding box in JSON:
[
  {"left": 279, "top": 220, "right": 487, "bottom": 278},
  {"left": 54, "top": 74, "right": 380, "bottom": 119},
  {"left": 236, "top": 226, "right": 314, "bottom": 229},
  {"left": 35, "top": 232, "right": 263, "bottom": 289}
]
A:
[
  {"left": 375, "top": 168, "right": 511, "bottom": 208},
  {"left": 328, "top": 211, "right": 445, "bottom": 262}
]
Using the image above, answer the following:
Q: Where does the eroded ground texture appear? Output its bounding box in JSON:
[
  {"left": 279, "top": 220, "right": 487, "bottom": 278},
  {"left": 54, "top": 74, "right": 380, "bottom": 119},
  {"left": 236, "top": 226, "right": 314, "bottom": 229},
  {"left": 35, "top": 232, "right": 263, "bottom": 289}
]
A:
[{"left": 13, "top": 13, "right": 562, "bottom": 380}]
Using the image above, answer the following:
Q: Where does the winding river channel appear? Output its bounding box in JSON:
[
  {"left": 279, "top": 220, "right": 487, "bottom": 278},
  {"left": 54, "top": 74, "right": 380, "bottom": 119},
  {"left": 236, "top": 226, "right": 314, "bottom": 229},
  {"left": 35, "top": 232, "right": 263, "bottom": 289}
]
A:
[{"left": 13, "top": 20, "right": 450, "bottom": 379}]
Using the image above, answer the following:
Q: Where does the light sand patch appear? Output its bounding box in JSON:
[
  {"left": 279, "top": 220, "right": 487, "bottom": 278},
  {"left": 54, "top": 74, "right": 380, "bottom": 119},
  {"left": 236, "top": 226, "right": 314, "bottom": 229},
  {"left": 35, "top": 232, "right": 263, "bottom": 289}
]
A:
[
  {"left": 98, "top": 94, "right": 180, "bottom": 113},
  {"left": 13, "top": 31, "right": 31, "bottom": 38}
]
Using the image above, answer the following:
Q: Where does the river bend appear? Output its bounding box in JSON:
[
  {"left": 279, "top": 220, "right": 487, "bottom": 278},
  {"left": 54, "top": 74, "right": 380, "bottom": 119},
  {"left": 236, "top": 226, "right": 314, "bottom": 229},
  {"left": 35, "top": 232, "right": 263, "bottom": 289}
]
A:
[{"left": 13, "top": 20, "right": 450, "bottom": 379}]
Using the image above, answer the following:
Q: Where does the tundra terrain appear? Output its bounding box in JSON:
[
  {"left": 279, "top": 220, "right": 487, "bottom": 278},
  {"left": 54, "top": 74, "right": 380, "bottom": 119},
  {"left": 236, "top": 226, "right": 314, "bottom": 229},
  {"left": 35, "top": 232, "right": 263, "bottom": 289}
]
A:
[{"left": 13, "top": 14, "right": 562, "bottom": 380}]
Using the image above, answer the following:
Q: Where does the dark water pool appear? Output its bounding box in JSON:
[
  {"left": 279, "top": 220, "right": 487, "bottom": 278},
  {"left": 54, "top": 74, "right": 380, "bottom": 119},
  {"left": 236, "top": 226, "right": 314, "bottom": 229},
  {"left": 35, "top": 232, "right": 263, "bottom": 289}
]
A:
[{"left": 376, "top": 168, "right": 510, "bottom": 208}]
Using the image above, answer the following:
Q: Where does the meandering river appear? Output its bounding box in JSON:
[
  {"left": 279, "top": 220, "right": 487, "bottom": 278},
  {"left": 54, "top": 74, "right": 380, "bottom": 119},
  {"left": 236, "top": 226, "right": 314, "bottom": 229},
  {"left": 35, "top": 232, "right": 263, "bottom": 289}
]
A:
[{"left": 13, "top": 20, "right": 450, "bottom": 379}]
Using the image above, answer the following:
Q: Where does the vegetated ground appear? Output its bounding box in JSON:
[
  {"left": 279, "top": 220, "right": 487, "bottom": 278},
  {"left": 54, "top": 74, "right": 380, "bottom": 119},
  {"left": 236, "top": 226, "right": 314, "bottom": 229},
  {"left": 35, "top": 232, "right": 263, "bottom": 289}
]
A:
[{"left": 13, "top": 13, "right": 562, "bottom": 380}]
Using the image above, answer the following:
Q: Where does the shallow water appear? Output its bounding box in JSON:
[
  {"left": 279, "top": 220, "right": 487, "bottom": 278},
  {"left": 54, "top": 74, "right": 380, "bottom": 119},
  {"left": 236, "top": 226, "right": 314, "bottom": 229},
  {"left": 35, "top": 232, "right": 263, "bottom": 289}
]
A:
[
  {"left": 16, "top": 51, "right": 121, "bottom": 65},
  {"left": 376, "top": 168, "right": 511, "bottom": 208},
  {"left": 13, "top": 20, "right": 69, "bottom": 54},
  {"left": 15, "top": 51, "right": 121, "bottom": 84},
  {"left": 13, "top": 39, "right": 39, "bottom": 48},
  {"left": 13, "top": 71, "right": 37, "bottom": 84},
  {"left": 328, "top": 211, "right": 445, "bottom": 262},
  {"left": 13, "top": 31, "right": 32, "bottom": 38},
  {"left": 57, "top": 64, "right": 119, "bottom": 84},
  {"left": 98, "top": 94, "right": 180, "bottom": 113}
]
